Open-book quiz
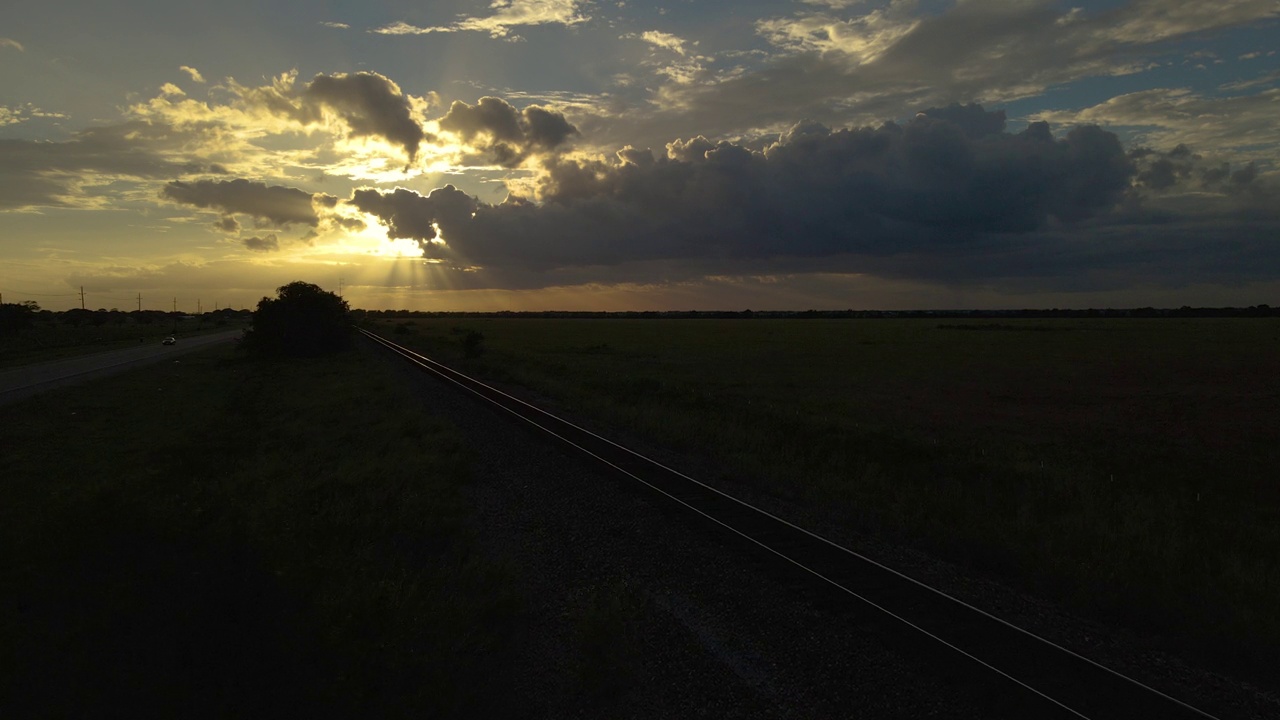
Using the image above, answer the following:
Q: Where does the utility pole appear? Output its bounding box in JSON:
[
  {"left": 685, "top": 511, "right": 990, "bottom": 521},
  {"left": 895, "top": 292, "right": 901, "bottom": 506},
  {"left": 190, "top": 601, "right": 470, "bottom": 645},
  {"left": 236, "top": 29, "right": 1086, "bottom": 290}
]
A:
[
  {"left": 137, "top": 293, "right": 142, "bottom": 312},
  {"left": 79, "top": 286, "right": 86, "bottom": 310},
  {"left": 197, "top": 299, "right": 201, "bottom": 314},
  {"left": 173, "top": 297, "right": 177, "bottom": 312}
]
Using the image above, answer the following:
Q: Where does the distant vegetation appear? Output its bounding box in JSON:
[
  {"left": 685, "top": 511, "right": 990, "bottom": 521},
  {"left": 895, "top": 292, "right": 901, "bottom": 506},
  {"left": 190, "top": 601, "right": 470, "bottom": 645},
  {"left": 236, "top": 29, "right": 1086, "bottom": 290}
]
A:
[
  {"left": 0, "top": 301, "right": 250, "bottom": 368},
  {"left": 352, "top": 304, "right": 1279, "bottom": 320},
  {"left": 368, "top": 315, "right": 1280, "bottom": 665}
]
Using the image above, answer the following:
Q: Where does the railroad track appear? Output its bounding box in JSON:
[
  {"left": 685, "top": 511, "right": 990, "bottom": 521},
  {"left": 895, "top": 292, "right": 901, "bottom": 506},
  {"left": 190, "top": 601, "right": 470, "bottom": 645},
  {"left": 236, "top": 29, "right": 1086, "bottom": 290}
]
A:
[{"left": 362, "top": 327, "right": 1223, "bottom": 720}]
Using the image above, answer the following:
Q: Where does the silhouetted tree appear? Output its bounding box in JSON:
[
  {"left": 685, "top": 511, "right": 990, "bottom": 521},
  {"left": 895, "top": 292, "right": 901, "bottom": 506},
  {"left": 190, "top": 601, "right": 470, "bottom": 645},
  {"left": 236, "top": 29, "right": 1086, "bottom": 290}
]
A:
[
  {"left": 0, "top": 301, "right": 39, "bottom": 336},
  {"left": 242, "top": 281, "right": 351, "bottom": 357},
  {"left": 61, "top": 308, "right": 93, "bottom": 327}
]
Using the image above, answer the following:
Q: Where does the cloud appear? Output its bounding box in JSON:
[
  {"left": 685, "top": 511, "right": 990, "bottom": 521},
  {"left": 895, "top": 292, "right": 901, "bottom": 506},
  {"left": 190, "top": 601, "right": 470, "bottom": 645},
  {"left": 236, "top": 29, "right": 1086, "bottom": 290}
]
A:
[
  {"left": 1122, "top": 143, "right": 1277, "bottom": 225},
  {"left": 301, "top": 73, "right": 429, "bottom": 160},
  {"left": 617, "top": 30, "right": 711, "bottom": 86},
  {"left": 61, "top": 258, "right": 348, "bottom": 302},
  {"left": 0, "top": 38, "right": 24, "bottom": 52},
  {"left": 350, "top": 185, "right": 477, "bottom": 254},
  {"left": 237, "top": 71, "right": 430, "bottom": 161},
  {"left": 160, "top": 179, "right": 334, "bottom": 227},
  {"left": 242, "top": 234, "right": 279, "bottom": 252},
  {"left": 1031, "top": 86, "right": 1280, "bottom": 160},
  {"left": 374, "top": 0, "right": 588, "bottom": 39},
  {"left": 179, "top": 66, "right": 205, "bottom": 83},
  {"left": 755, "top": 3, "right": 917, "bottom": 62},
  {"left": 0, "top": 102, "right": 67, "bottom": 128},
  {"left": 352, "top": 106, "right": 1137, "bottom": 282},
  {"left": 371, "top": 21, "right": 437, "bottom": 36},
  {"left": 1097, "top": 0, "right": 1279, "bottom": 44},
  {"left": 0, "top": 121, "right": 220, "bottom": 210},
  {"left": 629, "top": 0, "right": 1279, "bottom": 144},
  {"left": 631, "top": 30, "right": 691, "bottom": 56},
  {"left": 319, "top": 21, "right": 350, "bottom": 29},
  {"left": 213, "top": 215, "right": 241, "bottom": 234},
  {"left": 437, "top": 96, "right": 578, "bottom": 166}
]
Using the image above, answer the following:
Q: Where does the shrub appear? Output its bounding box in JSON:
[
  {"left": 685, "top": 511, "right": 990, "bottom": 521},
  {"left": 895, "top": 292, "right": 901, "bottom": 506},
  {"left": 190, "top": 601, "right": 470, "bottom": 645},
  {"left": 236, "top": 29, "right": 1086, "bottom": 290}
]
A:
[{"left": 241, "top": 282, "right": 350, "bottom": 357}]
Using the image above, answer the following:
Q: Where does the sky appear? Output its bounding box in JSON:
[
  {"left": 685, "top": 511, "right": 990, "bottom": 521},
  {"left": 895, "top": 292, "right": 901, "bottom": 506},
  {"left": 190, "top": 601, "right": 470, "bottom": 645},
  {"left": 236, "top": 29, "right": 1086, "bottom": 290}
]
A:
[{"left": 2, "top": 0, "right": 1278, "bottom": 312}]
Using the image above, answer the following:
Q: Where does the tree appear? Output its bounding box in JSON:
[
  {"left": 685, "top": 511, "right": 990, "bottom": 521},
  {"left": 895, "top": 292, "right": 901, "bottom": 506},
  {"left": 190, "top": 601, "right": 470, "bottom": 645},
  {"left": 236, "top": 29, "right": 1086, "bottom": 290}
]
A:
[
  {"left": 0, "top": 301, "right": 39, "bottom": 336},
  {"left": 242, "top": 281, "right": 351, "bottom": 357},
  {"left": 61, "top": 308, "right": 93, "bottom": 327}
]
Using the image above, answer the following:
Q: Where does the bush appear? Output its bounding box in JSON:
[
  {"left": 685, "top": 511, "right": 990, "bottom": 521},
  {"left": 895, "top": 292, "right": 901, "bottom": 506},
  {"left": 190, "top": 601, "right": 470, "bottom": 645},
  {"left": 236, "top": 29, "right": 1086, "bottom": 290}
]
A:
[
  {"left": 0, "top": 301, "right": 39, "bottom": 336},
  {"left": 461, "top": 330, "right": 485, "bottom": 359},
  {"left": 241, "top": 282, "right": 351, "bottom": 357}
]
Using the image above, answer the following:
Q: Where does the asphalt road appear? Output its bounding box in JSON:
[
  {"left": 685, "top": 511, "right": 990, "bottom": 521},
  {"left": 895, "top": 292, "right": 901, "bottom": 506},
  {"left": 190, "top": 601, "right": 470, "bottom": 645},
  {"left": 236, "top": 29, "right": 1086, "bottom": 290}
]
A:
[{"left": 0, "top": 330, "right": 243, "bottom": 406}]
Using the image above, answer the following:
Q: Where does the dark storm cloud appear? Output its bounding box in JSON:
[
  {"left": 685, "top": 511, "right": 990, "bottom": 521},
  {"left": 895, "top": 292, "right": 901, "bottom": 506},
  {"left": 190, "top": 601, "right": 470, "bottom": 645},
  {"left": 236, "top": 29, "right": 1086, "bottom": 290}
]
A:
[
  {"left": 349, "top": 185, "right": 477, "bottom": 255},
  {"left": 241, "top": 71, "right": 429, "bottom": 161},
  {"left": 242, "top": 233, "right": 279, "bottom": 252},
  {"left": 353, "top": 105, "right": 1133, "bottom": 274},
  {"left": 301, "top": 73, "right": 427, "bottom": 161},
  {"left": 438, "top": 97, "right": 578, "bottom": 166},
  {"left": 213, "top": 215, "right": 241, "bottom": 233},
  {"left": 161, "top": 179, "right": 335, "bottom": 227},
  {"left": 1135, "top": 146, "right": 1262, "bottom": 193}
]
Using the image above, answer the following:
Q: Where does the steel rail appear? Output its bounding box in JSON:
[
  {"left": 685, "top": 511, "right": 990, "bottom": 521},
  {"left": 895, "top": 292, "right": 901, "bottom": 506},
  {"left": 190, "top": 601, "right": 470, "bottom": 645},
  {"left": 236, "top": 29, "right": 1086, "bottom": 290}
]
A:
[{"left": 362, "top": 327, "right": 1224, "bottom": 720}]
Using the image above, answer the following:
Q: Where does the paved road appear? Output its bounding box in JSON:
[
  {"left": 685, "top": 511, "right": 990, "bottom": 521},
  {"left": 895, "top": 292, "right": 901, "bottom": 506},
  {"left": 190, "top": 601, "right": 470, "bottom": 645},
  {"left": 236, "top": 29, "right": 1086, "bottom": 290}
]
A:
[{"left": 0, "top": 330, "right": 243, "bottom": 406}]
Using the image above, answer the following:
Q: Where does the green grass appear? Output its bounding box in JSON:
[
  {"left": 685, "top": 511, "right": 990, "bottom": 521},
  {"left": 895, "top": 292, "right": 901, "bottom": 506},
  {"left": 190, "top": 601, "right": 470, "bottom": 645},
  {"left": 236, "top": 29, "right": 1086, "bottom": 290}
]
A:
[
  {"left": 0, "top": 344, "right": 527, "bottom": 718},
  {"left": 371, "top": 316, "right": 1280, "bottom": 658}
]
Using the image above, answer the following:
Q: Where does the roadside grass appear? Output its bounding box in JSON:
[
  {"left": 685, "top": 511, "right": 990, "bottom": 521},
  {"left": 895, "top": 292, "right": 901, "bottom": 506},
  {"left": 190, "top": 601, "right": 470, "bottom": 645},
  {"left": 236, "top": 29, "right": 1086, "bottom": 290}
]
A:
[
  {"left": 0, "top": 318, "right": 249, "bottom": 368},
  {"left": 370, "top": 316, "right": 1280, "bottom": 659},
  {"left": 0, "top": 343, "right": 526, "bottom": 718}
]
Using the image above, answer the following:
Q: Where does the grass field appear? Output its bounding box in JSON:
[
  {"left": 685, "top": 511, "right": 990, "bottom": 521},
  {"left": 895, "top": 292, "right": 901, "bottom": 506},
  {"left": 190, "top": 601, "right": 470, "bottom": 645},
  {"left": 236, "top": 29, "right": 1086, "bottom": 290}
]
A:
[
  {"left": 370, "top": 316, "right": 1280, "bottom": 658},
  {"left": 0, "top": 344, "right": 529, "bottom": 717}
]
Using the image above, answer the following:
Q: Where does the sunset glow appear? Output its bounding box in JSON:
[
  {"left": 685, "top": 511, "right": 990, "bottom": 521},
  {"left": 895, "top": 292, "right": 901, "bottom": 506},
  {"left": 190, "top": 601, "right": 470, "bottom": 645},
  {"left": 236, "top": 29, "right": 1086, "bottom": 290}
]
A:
[{"left": 2, "top": 1, "right": 1278, "bottom": 311}]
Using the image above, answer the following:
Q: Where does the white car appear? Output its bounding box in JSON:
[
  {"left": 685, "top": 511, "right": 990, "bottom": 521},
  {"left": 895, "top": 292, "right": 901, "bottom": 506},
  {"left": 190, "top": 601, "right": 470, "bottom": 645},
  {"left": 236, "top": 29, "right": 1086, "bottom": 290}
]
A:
[{"left": 162, "top": 336, "right": 176, "bottom": 345}]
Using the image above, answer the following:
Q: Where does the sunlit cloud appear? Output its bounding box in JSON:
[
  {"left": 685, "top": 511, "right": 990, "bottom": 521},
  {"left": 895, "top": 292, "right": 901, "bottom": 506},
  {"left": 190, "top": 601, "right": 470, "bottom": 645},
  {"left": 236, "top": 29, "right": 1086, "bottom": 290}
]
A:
[
  {"left": 1095, "top": 0, "right": 1279, "bottom": 44},
  {"left": 0, "top": 121, "right": 224, "bottom": 210},
  {"left": 374, "top": 0, "right": 589, "bottom": 39},
  {"left": 229, "top": 70, "right": 433, "bottom": 162},
  {"left": 755, "top": 4, "right": 917, "bottom": 63},
  {"left": 636, "top": 0, "right": 1280, "bottom": 145},
  {"left": 619, "top": 30, "right": 712, "bottom": 87},
  {"left": 3, "top": 1, "right": 1279, "bottom": 311},
  {"left": 1032, "top": 86, "right": 1280, "bottom": 161},
  {"left": 1, "top": 104, "right": 66, "bottom": 127},
  {"left": 630, "top": 30, "right": 691, "bottom": 56},
  {"left": 179, "top": 66, "right": 206, "bottom": 83}
]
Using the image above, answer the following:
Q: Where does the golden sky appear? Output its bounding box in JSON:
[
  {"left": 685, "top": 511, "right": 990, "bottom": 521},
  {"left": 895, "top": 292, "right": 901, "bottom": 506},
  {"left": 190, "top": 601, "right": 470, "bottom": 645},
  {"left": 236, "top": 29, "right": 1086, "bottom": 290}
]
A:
[{"left": 2, "top": 1, "right": 1279, "bottom": 311}]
